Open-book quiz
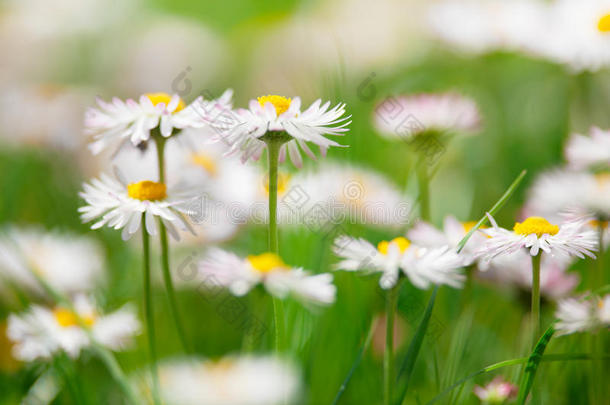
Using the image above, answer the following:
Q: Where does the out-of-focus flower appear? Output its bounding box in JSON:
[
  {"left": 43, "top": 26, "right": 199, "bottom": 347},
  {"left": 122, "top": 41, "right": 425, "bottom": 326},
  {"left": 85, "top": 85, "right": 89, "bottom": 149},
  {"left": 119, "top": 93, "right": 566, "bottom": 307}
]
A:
[
  {"left": 477, "top": 252, "right": 579, "bottom": 299},
  {"left": 526, "top": 0, "right": 610, "bottom": 72},
  {"left": 473, "top": 376, "right": 518, "bottom": 404},
  {"left": 78, "top": 173, "right": 196, "bottom": 241},
  {"left": 373, "top": 93, "right": 480, "bottom": 141},
  {"left": 524, "top": 170, "right": 610, "bottom": 222},
  {"left": 476, "top": 214, "right": 597, "bottom": 261},
  {"left": 565, "top": 127, "right": 610, "bottom": 170},
  {"left": 7, "top": 295, "right": 140, "bottom": 361},
  {"left": 407, "top": 216, "right": 489, "bottom": 265},
  {"left": 219, "top": 95, "right": 350, "bottom": 168},
  {"left": 0, "top": 227, "right": 104, "bottom": 296},
  {"left": 85, "top": 89, "right": 232, "bottom": 155},
  {"left": 333, "top": 236, "right": 464, "bottom": 289},
  {"left": 556, "top": 294, "right": 610, "bottom": 335},
  {"left": 197, "top": 250, "right": 336, "bottom": 305},
  {"left": 427, "top": 0, "right": 546, "bottom": 55},
  {"left": 156, "top": 356, "right": 300, "bottom": 405}
]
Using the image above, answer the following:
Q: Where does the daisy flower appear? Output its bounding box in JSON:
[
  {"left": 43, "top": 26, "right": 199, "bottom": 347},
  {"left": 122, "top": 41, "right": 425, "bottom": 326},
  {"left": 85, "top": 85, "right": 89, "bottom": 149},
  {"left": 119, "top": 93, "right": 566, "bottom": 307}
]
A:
[
  {"left": 78, "top": 173, "right": 196, "bottom": 241},
  {"left": 0, "top": 227, "right": 104, "bottom": 296},
  {"left": 476, "top": 214, "right": 598, "bottom": 261},
  {"left": 156, "top": 355, "right": 300, "bottom": 405},
  {"left": 85, "top": 89, "right": 233, "bottom": 154},
  {"left": 197, "top": 250, "right": 336, "bottom": 305},
  {"left": 407, "top": 216, "right": 490, "bottom": 265},
  {"left": 333, "top": 236, "right": 464, "bottom": 289},
  {"left": 473, "top": 376, "right": 518, "bottom": 404},
  {"left": 555, "top": 294, "right": 610, "bottom": 335},
  {"left": 373, "top": 92, "right": 480, "bottom": 141},
  {"left": 7, "top": 294, "right": 140, "bottom": 361},
  {"left": 218, "top": 95, "right": 351, "bottom": 168},
  {"left": 565, "top": 126, "right": 610, "bottom": 170}
]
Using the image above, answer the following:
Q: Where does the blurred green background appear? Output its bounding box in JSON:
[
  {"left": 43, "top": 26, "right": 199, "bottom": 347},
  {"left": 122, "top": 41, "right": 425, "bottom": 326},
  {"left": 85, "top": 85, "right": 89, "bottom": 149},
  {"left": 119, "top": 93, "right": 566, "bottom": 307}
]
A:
[{"left": 1, "top": 0, "right": 609, "bottom": 404}]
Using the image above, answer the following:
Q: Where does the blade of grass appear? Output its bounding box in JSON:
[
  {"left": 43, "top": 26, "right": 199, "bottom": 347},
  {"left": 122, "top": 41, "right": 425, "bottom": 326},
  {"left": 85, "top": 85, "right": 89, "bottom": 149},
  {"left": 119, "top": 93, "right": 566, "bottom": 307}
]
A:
[
  {"left": 331, "top": 317, "right": 377, "bottom": 405},
  {"left": 516, "top": 325, "right": 555, "bottom": 404},
  {"left": 394, "top": 287, "right": 438, "bottom": 405},
  {"left": 456, "top": 170, "right": 527, "bottom": 253}
]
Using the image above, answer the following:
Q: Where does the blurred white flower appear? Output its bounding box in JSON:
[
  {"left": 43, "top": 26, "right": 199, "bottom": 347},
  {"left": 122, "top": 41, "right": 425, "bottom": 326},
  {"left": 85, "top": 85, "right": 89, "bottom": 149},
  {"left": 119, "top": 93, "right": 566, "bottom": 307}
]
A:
[
  {"left": 157, "top": 356, "right": 300, "bottom": 405},
  {"left": 85, "top": 90, "right": 232, "bottom": 154},
  {"left": 555, "top": 294, "right": 610, "bottom": 335},
  {"left": 7, "top": 295, "right": 140, "bottom": 361},
  {"left": 407, "top": 216, "right": 489, "bottom": 265},
  {"left": 373, "top": 93, "right": 480, "bottom": 140},
  {"left": 565, "top": 127, "right": 610, "bottom": 170},
  {"left": 473, "top": 376, "right": 518, "bottom": 404},
  {"left": 0, "top": 227, "right": 104, "bottom": 297},
  {"left": 79, "top": 173, "right": 196, "bottom": 241},
  {"left": 428, "top": 0, "right": 546, "bottom": 55},
  {"left": 476, "top": 214, "right": 597, "bottom": 260},
  {"left": 219, "top": 95, "right": 350, "bottom": 167},
  {"left": 197, "top": 250, "right": 336, "bottom": 305},
  {"left": 333, "top": 236, "right": 464, "bottom": 289},
  {"left": 477, "top": 252, "right": 579, "bottom": 299}
]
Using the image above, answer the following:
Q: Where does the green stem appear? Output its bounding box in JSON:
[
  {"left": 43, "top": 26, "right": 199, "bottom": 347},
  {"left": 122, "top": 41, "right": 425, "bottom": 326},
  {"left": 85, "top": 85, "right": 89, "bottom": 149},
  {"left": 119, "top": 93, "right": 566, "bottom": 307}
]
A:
[
  {"left": 159, "top": 220, "right": 191, "bottom": 353},
  {"left": 416, "top": 158, "right": 430, "bottom": 222},
  {"left": 592, "top": 224, "right": 605, "bottom": 403},
  {"left": 155, "top": 135, "right": 166, "bottom": 183},
  {"left": 384, "top": 284, "right": 399, "bottom": 405},
  {"left": 531, "top": 253, "right": 541, "bottom": 348},
  {"left": 142, "top": 218, "right": 161, "bottom": 405}
]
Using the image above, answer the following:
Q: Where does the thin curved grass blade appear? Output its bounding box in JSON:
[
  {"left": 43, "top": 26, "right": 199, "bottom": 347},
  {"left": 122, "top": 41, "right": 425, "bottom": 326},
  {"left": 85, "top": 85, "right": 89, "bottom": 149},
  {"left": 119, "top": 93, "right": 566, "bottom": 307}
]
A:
[{"left": 517, "top": 325, "right": 556, "bottom": 404}]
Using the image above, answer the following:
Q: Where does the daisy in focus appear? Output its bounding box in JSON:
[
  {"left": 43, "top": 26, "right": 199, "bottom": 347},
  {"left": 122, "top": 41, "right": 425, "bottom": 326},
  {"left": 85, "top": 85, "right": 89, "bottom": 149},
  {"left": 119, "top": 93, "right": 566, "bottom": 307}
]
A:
[
  {"left": 156, "top": 355, "right": 300, "bottom": 405},
  {"left": 197, "top": 249, "right": 336, "bottom": 305},
  {"left": 473, "top": 376, "right": 518, "bottom": 404},
  {"left": 555, "top": 294, "right": 610, "bottom": 335},
  {"left": 7, "top": 294, "right": 140, "bottom": 361},
  {"left": 407, "top": 216, "right": 489, "bottom": 265},
  {"left": 218, "top": 95, "right": 351, "bottom": 167},
  {"left": 333, "top": 235, "right": 464, "bottom": 289},
  {"left": 565, "top": 126, "right": 610, "bottom": 170},
  {"left": 373, "top": 92, "right": 480, "bottom": 141},
  {"left": 85, "top": 89, "right": 233, "bottom": 154},
  {"left": 476, "top": 214, "right": 598, "bottom": 261},
  {"left": 0, "top": 227, "right": 104, "bottom": 296},
  {"left": 78, "top": 172, "right": 196, "bottom": 240}
]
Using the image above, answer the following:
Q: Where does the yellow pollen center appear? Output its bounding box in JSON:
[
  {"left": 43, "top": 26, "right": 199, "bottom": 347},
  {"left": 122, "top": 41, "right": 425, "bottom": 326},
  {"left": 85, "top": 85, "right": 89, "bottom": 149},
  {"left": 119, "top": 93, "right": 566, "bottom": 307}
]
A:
[
  {"left": 598, "top": 13, "right": 610, "bottom": 32},
  {"left": 127, "top": 181, "right": 167, "bottom": 201},
  {"left": 53, "top": 308, "right": 95, "bottom": 328},
  {"left": 513, "top": 216, "right": 559, "bottom": 237},
  {"left": 145, "top": 92, "right": 185, "bottom": 112},
  {"left": 264, "top": 173, "right": 291, "bottom": 196},
  {"left": 257, "top": 95, "right": 292, "bottom": 116},
  {"left": 378, "top": 237, "right": 411, "bottom": 255},
  {"left": 247, "top": 252, "right": 287, "bottom": 274},
  {"left": 462, "top": 221, "right": 488, "bottom": 233},
  {"left": 191, "top": 153, "right": 217, "bottom": 176},
  {"left": 594, "top": 172, "right": 610, "bottom": 187}
]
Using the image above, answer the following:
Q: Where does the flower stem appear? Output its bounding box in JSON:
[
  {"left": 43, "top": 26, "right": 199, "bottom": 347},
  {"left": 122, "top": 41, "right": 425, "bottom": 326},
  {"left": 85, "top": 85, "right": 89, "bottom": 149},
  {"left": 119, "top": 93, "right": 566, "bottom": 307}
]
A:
[
  {"left": 159, "top": 220, "right": 191, "bottom": 353},
  {"left": 384, "top": 284, "right": 399, "bottom": 405},
  {"left": 531, "top": 253, "right": 541, "bottom": 348},
  {"left": 265, "top": 137, "right": 284, "bottom": 353},
  {"left": 142, "top": 218, "right": 161, "bottom": 405},
  {"left": 416, "top": 157, "right": 430, "bottom": 222}
]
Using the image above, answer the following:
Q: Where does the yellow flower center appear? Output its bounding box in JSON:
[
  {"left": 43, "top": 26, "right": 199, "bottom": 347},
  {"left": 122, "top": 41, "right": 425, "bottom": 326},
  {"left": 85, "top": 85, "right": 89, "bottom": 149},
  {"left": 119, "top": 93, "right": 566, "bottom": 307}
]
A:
[
  {"left": 594, "top": 172, "right": 610, "bottom": 187},
  {"left": 378, "top": 237, "right": 411, "bottom": 255},
  {"left": 145, "top": 92, "right": 185, "bottom": 112},
  {"left": 462, "top": 221, "right": 488, "bottom": 233},
  {"left": 191, "top": 153, "right": 217, "bottom": 176},
  {"left": 53, "top": 308, "right": 95, "bottom": 328},
  {"left": 127, "top": 181, "right": 167, "bottom": 201},
  {"left": 598, "top": 13, "right": 610, "bottom": 32},
  {"left": 247, "top": 252, "right": 287, "bottom": 274},
  {"left": 513, "top": 216, "right": 559, "bottom": 237},
  {"left": 257, "top": 95, "right": 292, "bottom": 116},
  {"left": 264, "top": 173, "right": 291, "bottom": 196}
]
